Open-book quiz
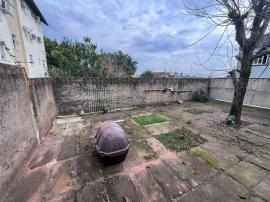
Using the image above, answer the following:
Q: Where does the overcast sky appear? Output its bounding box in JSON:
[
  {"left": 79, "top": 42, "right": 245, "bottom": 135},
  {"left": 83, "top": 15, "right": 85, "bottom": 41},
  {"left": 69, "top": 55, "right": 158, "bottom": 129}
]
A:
[{"left": 36, "top": 0, "right": 236, "bottom": 76}]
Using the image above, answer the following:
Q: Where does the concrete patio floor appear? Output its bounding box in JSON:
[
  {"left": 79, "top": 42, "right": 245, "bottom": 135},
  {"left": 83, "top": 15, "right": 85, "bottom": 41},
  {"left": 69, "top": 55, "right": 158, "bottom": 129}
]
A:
[{"left": 4, "top": 101, "right": 270, "bottom": 202}]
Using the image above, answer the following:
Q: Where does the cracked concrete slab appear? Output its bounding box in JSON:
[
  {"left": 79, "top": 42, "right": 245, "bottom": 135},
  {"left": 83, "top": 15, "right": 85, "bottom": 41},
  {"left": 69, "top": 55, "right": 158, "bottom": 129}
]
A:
[
  {"left": 226, "top": 161, "right": 267, "bottom": 188},
  {"left": 4, "top": 102, "right": 270, "bottom": 202}
]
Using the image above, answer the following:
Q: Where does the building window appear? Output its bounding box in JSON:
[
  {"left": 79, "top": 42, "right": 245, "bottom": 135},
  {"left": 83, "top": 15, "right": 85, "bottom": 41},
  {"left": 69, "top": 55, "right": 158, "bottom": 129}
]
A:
[
  {"left": 1, "top": 0, "right": 11, "bottom": 15},
  {"left": 0, "top": 42, "right": 6, "bottom": 60},
  {"left": 253, "top": 54, "right": 268, "bottom": 65},
  {"left": 21, "top": 0, "right": 27, "bottom": 14},
  {"left": 11, "top": 34, "right": 18, "bottom": 49},
  {"left": 29, "top": 54, "right": 34, "bottom": 64},
  {"left": 30, "top": 33, "right": 36, "bottom": 41},
  {"left": 37, "top": 36, "right": 42, "bottom": 43}
]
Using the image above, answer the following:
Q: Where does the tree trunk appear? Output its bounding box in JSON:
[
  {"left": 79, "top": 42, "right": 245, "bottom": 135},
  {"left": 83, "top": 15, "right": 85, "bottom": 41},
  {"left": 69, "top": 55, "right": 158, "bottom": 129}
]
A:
[{"left": 229, "top": 55, "right": 252, "bottom": 126}]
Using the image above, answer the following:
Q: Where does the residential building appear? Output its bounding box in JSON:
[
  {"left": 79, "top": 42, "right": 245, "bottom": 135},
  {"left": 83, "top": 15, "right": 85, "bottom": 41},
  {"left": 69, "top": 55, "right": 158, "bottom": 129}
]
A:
[
  {"left": 0, "top": 0, "right": 48, "bottom": 78},
  {"left": 250, "top": 34, "right": 270, "bottom": 78}
]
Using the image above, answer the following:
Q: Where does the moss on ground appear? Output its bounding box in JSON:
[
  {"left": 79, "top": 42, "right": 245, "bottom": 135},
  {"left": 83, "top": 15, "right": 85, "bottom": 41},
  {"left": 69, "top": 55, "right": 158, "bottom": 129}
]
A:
[
  {"left": 135, "top": 114, "right": 167, "bottom": 126},
  {"left": 193, "top": 147, "right": 219, "bottom": 167},
  {"left": 156, "top": 128, "right": 206, "bottom": 152},
  {"left": 185, "top": 108, "right": 208, "bottom": 115}
]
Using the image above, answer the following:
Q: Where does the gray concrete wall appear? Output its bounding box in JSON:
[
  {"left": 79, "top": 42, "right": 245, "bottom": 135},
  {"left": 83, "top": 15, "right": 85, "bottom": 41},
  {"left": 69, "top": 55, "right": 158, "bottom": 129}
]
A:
[
  {"left": 30, "top": 79, "right": 58, "bottom": 140},
  {"left": 210, "top": 78, "right": 270, "bottom": 109},
  {"left": 0, "top": 64, "right": 58, "bottom": 196},
  {"left": 0, "top": 64, "right": 38, "bottom": 195},
  {"left": 53, "top": 77, "right": 210, "bottom": 115}
]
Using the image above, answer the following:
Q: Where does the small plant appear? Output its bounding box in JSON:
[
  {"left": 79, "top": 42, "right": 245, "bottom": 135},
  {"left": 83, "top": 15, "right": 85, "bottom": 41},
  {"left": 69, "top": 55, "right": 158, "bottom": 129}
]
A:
[
  {"left": 185, "top": 108, "right": 208, "bottom": 115},
  {"left": 135, "top": 114, "right": 167, "bottom": 126},
  {"left": 225, "top": 115, "right": 235, "bottom": 126},
  {"left": 193, "top": 90, "right": 209, "bottom": 102},
  {"left": 157, "top": 128, "right": 206, "bottom": 152}
]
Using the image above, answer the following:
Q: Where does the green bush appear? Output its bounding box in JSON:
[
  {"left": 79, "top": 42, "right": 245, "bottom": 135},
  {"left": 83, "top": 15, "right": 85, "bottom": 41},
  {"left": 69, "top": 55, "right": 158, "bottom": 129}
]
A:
[
  {"left": 225, "top": 115, "right": 235, "bottom": 126},
  {"left": 193, "top": 90, "right": 209, "bottom": 102}
]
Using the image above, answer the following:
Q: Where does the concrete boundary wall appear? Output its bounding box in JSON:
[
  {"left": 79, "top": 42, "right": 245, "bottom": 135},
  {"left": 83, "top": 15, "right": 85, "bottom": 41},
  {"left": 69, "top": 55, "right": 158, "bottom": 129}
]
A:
[
  {"left": 0, "top": 64, "right": 57, "bottom": 196},
  {"left": 210, "top": 78, "right": 270, "bottom": 109},
  {"left": 53, "top": 77, "right": 210, "bottom": 115},
  {"left": 30, "top": 79, "right": 58, "bottom": 140}
]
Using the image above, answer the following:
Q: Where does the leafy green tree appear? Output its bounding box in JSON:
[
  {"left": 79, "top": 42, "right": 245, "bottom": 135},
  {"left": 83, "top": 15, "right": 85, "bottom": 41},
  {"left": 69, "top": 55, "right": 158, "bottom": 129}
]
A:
[
  {"left": 44, "top": 37, "right": 137, "bottom": 77},
  {"left": 140, "top": 70, "right": 155, "bottom": 78},
  {"left": 99, "top": 50, "right": 137, "bottom": 77}
]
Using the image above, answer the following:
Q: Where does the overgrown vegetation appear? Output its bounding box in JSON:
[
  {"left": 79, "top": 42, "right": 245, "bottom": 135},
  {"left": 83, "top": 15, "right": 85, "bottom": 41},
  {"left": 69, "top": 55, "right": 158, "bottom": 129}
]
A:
[
  {"left": 135, "top": 114, "right": 167, "bottom": 126},
  {"left": 185, "top": 108, "right": 208, "bottom": 115},
  {"left": 225, "top": 115, "right": 236, "bottom": 126},
  {"left": 44, "top": 37, "right": 137, "bottom": 77},
  {"left": 140, "top": 70, "right": 155, "bottom": 78},
  {"left": 193, "top": 90, "right": 209, "bottom": 103},
  {"left": 157, "top": 128, "right": 206, "bottom": 152}
]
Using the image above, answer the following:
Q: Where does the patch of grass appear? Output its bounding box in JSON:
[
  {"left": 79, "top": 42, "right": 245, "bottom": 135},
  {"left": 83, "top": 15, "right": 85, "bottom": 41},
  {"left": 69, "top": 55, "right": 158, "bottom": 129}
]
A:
[
  {"left": 193, "top": 147, "right": 218, "bottom": 167},
  {"left": 185, "top": 108, "right": 208, "bottom": 115},
  {"left": 156, "top": 128, "right": 206, "bottom": 152},
  {"left": 135, "top": 114, "right": 167, "bottom": 126}
]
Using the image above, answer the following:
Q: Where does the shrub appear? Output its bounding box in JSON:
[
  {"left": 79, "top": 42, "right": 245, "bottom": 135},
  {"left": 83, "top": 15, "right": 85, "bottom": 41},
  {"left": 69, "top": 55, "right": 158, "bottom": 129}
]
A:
[{"left": 193, "top": 90, "right": 209, "bottom": 102}]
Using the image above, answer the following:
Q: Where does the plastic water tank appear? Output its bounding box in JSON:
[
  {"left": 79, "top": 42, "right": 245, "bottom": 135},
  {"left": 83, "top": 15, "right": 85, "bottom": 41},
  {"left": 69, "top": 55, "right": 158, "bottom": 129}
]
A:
[{"left": 95, "top": 121, "right": 131, "bottom": 164}]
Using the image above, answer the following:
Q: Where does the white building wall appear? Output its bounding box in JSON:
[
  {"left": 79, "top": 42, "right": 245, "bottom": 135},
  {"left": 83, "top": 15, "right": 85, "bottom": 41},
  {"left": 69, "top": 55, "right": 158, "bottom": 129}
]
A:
[
  {"left": 0, "top": 7, "right": 16, "bottom": 65},
  {"left": 16, "top": 0, "right": 48, "bottom": 78}
]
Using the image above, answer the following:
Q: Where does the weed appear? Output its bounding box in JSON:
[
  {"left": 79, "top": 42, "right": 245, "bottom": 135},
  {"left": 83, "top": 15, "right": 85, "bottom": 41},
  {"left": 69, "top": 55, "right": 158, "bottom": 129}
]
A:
[
  {"left": 157, "top": 128, "right": 206, "bottom": 152},
  {"left": 135, "top": 114, "right": 167, "bottom": 126},
  {"left": 185, "top": 108, "right": 208, "bottom": 115},
  {"left": 225, "top": 115, "right": 235, "bottom": 126}
]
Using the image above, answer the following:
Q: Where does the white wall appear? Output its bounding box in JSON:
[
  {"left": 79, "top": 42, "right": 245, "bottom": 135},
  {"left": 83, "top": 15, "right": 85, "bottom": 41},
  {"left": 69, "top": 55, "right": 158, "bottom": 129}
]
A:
[
  {"left": 16, "top": 0, "right": 48, "bottom": 78},
  {"left": 210, "top": 78, "right": 270, "bottom": 109},
  {"left": 0, "top": 8, "right": 16, "bottom": 65}
]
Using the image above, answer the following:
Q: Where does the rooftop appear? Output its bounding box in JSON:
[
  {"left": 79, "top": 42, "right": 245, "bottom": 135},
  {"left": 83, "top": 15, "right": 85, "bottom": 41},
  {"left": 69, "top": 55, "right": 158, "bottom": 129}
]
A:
[{"left": 5, "top": 101, "right": 270, "bottom": 202}]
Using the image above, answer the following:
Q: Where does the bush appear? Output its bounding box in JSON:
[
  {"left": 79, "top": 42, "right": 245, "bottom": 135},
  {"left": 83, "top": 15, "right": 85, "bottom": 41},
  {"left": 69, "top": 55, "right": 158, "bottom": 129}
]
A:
[
  {"left": 225, "top": 115, "right": 235, "bottom": 126},
  {"left": 193, "top": 90, "right": 209, "bottom": 102}
]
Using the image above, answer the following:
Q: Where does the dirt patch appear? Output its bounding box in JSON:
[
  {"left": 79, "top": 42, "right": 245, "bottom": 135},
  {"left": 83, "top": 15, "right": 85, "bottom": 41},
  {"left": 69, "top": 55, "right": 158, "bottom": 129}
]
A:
[{"left": 156, "top": 127, "right": 206, "bottom": 152}]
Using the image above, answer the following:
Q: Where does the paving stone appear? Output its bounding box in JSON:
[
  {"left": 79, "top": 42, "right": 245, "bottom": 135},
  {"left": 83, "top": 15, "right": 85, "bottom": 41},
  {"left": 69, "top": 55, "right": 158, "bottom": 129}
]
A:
[
  {"left": 236, "top": 132, "right": 269, "bottom": 147},
  {"left": 28, "top": 135, "right": 63, "bottom": 169},
  {"left": 44, "top": 161, "right": 73, "bottom": 200},
  {"left": 179, "top": 152, "right": 219, "bottom": 182},
  {"left": 253, "top": 175, "right": 270, "bottom": 201},
  {"left": 122, "top": 119, "right": 150, "bottom": 140},
  {"left": 132, "top": 139, "right": 158, "bottom": 162},
  {"left": 147, "top": 137, "right": 168, "bottom": 155},
  {"left": 57, "top": 136, "right": 78, "bottom": 161},
  {"left": 75, "top": 180, "right": 107, "bottom": 202},
  {"left": 144, "top": 122, "right": 177, "bottom": 136},
  {"left": 226, "top": 161, "right": 267, "bottom": 187},
  {"left": 199, "top": 183, "right": 239, "bottom": 202},
  {"left": 147, "top": 161, "right": 190, "bottom": 201},
  {"left": 161, "top": 155, "right": 202, "bottom": 188},
  {"left": 75, "top": 154, "right": 103, "bottom": 184},
  {"left": 248, "top": 196, "right": 266, "bottom": 202},
  {"left": 128, "top": 166, "right": 167, "bottom": 202},
  {"left": 212, "top": 174, "right": 249, "bottom": 200},
  {"left": 46, "top": 190, "right": 75, "bottom": 202},
  {"left": 104, "top": 174, "right": 140, "bottom": 202},
  {"left": 6, "top": 167, "right": 48, "bottom": 202},
  {"left": 246, "top": 155, "right": 270, "bottom": 171},
  {"left": 178, "top": 188, "right": 206, "bottom": 202}
]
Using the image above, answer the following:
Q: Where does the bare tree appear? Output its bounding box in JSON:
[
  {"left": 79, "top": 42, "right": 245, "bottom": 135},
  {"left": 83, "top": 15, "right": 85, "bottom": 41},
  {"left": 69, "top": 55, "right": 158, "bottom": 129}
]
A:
[{"left": 185, "top": 0, "right": 270, "bottom": 125}]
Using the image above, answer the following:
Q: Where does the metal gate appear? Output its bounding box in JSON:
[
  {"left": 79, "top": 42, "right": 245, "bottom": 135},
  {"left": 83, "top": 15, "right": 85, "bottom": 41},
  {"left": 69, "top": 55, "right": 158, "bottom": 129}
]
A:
[{"left": 87, "top": 87, "right": 116, "bottom": 113}]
